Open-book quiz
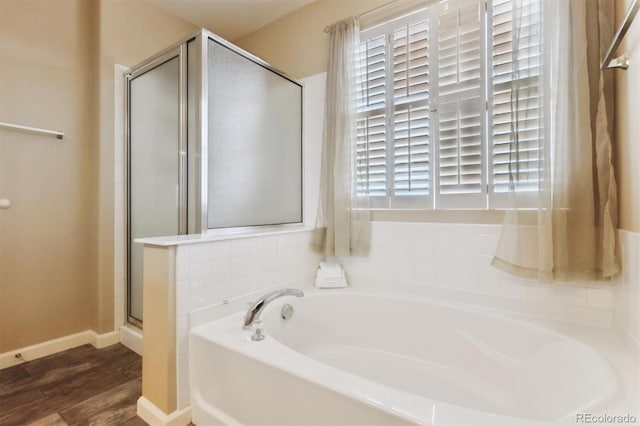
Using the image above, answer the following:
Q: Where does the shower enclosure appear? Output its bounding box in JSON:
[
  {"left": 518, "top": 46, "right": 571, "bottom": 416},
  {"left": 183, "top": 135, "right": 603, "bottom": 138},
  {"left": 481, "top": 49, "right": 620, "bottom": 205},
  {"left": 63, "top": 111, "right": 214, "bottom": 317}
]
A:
[{"left": 125, "top": 30, "right": 303, "bottom": 324}]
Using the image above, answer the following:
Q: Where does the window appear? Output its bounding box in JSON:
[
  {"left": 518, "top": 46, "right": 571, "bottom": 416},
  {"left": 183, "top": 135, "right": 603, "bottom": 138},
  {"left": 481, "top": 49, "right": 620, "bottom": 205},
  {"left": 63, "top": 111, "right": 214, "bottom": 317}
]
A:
[{"left": 356, "top": 0, "right": 543, "bottom": 209}]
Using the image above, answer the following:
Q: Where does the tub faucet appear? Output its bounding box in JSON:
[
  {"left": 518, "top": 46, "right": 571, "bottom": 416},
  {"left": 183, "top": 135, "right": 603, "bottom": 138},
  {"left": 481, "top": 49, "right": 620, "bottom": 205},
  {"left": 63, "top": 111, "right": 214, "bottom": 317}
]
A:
[{"left": 243, "top": 289, "right": 304, "bottom": 337}]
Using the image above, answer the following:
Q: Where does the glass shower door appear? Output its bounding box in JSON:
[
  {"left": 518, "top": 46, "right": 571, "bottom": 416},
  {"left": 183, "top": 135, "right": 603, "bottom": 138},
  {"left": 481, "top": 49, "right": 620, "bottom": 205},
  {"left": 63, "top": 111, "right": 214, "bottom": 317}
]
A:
[{"left": 127, "top": 48, "right": 185, "bottom": 323}]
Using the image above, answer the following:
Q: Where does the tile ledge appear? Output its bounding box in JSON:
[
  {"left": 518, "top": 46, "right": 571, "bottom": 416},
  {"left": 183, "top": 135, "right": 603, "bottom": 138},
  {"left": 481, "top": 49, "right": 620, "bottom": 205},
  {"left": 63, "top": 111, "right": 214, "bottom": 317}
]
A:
[{"left": 135, "top": 225, "right": 311, "bottom": 247}]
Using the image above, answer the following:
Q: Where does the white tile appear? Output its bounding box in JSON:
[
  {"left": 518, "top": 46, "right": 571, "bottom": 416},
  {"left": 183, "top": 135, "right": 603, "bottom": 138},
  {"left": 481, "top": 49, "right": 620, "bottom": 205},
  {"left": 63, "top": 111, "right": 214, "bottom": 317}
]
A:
[
  {"left": 527, "top": 283, "right": 555, "bottom": 302},
  {"left": 262, "top": 251, "right": 279, "bottom": 272},
  {"left": 448, "top": 265, "right": 480, "bottom": 291},
  {"left": 277, "top": 234, "right": 294, "bottom": 251},
  {"left": 278, "top": 231, "right": 310, "bottom": 250},
  {"left": 189, "top": 285, "right": 218, "bottom": 311},
  {"left": 190, "top": 243, "right": 211, "bottom": 265},
  {"left": 189, "top": 263, "right": 212, "bottom": 290},
  {"left": 277, "top": 248, "right": 301, "bottom": 270},
  {"left": 551, "top": 304, "right": 612, "bottom": 328},
  {"left": 340, "top": 257, "right": 369, "bottom": 283},
  {"left": 466, "top": 255, "right": 502, "bottom": 295},
  {"left": 554, "top": 285, "right": 588, "bottom": 306},
  {"left": 177, "top": 353, "right": 190, "bottom": 393},
  {"left": 300, "top": 249, "right": 322, "bottom": 272},
  {"left": 233, "top": 275, "right": 269, "bottom": 297},
  {"left": 586, "top": 287, "right": 613, "bottom": 309},
  {"left": 189, "top": 304, "right": 220, "bottom": 329},
  {"left": 623, "top": 239, "right": 639, "bottom": 282},
  {"left": 210, "top": 240, "right": 231, "bottom": 261},
  {"left": 178, "top": 388, "right": 191, "bottom": 411},
  {"left": 618, "top": 230, "right": 630, "bottom": 247},
  {"left": 278, "top": 264, "right": 307, "bottom": 284},
  {"left": 619, "top": 276, "right": 634, "bottom": 315},
  {"left": 368, "top": 239, "right": 416, "bottom": 283},
  {"left": 176, "top": 247, "right": 189, "bottom": 281},
  {"left": 231, "top": 238, "right": 261, "bottom": 257},
  {"left": 176, "top": 280, "right": 189, "bottom": 318},
  {"left": 211, "top": 259, "right": 232, "bottom": 283},
  {"left": 232, "top": 254, "right": 262, "bottom": 280},
  {"left": 629, "top": 293, "right": 640, "bottom": 342},
  {"left": 463, "top": 234, "right": 499, "bottom": 255},
  {"left": 176, "top": 316, "right": 189, "bottom": 355},
  {"left": 261, "top": 235, "right": 279, "bottom": 252},
  {"left": 476, "top": 277, "right": 503, "bottom": 296},
  {"left": 429, "top": 233, "right": 461, "bottom": 257},
  {"left": 261, "top": 268, "right": 282, "bottom": 287},
  {"left": 501, "top": 278, "right": 528, "bottom": 299}
]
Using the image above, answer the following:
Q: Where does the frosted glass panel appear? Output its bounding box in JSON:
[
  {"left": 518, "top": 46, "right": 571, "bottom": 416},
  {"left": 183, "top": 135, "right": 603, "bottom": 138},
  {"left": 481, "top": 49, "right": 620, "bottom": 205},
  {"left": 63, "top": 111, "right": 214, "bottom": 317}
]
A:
[
  {"left": 207, "top": 40, "right": 302, "bottom": 228},
  {"left": 129, "top": 57, "right": 181, "bottom": 321}
]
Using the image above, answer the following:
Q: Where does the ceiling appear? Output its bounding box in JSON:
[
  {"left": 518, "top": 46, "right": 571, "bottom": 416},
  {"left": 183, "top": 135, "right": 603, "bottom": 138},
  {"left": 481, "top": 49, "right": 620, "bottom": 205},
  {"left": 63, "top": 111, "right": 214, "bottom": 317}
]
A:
[{"left": 149, "top": 0, "right": 316, "bottom": 41}]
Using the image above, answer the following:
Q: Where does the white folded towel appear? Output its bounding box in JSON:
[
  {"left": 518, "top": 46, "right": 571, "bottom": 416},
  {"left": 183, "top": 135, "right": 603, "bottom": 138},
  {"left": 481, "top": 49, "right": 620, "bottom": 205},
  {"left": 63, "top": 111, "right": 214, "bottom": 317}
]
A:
[{"left": 315, "top": 261, "right": 348, "bottom": 288}]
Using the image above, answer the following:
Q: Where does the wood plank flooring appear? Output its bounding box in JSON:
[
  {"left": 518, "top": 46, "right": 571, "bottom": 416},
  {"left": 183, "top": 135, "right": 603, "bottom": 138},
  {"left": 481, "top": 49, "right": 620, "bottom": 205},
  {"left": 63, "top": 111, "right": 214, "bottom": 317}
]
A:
[{"left": 0, "top": 344, "right": 145, "bottom": 426}]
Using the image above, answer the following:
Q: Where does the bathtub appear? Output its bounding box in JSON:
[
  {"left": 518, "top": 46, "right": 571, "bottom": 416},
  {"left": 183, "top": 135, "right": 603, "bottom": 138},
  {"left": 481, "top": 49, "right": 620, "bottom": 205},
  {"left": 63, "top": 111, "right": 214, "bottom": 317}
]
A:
[{"left": 189, "top": 289, "right": 623, "bottom": 425}]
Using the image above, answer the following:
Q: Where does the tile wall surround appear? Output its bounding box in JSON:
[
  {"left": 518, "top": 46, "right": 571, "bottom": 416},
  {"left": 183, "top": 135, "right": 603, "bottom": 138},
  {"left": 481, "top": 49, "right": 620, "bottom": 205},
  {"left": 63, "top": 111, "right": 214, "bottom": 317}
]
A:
[
  {"left": 338, "top": 222, "right": 638, "bottom": 331},
  {"left": 176, "top": 229, "right": 322, "bottom": 409},
  {"left": 614, "top": 229, "right": 640, "bottom": 349},
  {"left": 172, "top": 221, "right": 639, "bottom": 411}
]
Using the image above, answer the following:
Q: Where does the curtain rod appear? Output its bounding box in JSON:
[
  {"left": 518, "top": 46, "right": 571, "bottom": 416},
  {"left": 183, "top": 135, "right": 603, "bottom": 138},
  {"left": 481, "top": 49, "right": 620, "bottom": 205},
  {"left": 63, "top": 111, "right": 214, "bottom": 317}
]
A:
[
  {"left": 601, "top": 0, "right": 639, "bottom": 70},
  {"left": 323, "top": 0, "right": 404, "bottom": 33}
]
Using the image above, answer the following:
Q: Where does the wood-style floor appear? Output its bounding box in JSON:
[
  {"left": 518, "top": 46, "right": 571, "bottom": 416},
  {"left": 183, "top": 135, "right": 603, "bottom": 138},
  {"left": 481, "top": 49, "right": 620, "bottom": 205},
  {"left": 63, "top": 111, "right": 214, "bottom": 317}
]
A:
[{"left": 0, "top": 344, "right": 146, "bottom": 426}]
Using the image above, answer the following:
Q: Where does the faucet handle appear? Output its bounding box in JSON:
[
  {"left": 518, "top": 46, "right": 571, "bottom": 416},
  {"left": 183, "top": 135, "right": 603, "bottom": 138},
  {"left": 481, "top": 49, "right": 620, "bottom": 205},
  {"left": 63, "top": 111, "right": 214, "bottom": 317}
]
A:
[{"left": 250, "top": 320, "right": 265, "bottom": 341}]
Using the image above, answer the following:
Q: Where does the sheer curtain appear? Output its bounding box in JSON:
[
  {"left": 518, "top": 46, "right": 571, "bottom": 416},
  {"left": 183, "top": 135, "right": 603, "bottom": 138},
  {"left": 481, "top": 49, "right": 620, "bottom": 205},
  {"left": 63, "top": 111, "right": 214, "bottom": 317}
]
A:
[
  {"left": 493, "top": 0, "right": 618, "bottom": 281},
  {"left": 313, "top": 17, "right": 371, "bottom": 257}
]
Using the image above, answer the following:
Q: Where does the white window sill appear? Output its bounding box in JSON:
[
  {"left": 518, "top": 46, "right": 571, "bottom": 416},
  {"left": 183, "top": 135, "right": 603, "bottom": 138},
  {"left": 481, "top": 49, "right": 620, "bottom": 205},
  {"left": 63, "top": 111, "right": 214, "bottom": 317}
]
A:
[{"left": 369, "top": 209, "right": 506, "bottom": 224}]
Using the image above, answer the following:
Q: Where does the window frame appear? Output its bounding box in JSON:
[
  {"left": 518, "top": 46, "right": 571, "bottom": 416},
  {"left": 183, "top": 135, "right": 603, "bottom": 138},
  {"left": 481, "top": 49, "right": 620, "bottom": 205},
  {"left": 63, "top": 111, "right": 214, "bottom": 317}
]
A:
[
  {"left": 357, "top": 0, "right": 544, "bottom": 211},
  {"left": 358, "top": 10, "right": 434, "bottom": 210}
]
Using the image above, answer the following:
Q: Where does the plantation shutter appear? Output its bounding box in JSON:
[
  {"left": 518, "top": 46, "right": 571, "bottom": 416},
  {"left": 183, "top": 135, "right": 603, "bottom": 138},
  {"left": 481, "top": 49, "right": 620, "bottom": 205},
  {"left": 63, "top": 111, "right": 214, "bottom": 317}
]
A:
[
  {"left": 355, "top": 0, "right": 544, "bottom": 209},
  {"left": 357, "top": 11, "right": 431, "bottom": 207},
  {"left": 391, "top": 18, "right": 431, "bottom": 205},
  {"left": 357, "top": 34, "right": 388, "bottom": 197},
  {"left": 489, "top": 0, "right": 543, "bottom": 204},
  {"left": 435, "top": 0, "right": 487, "bottom": 208}
]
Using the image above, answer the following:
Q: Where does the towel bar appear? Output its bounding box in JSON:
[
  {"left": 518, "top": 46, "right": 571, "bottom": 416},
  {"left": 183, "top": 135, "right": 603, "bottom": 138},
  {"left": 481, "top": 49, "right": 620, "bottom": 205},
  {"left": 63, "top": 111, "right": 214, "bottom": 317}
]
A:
[{"left": 0, "top": 121, "right": 64, "bottom": 139}]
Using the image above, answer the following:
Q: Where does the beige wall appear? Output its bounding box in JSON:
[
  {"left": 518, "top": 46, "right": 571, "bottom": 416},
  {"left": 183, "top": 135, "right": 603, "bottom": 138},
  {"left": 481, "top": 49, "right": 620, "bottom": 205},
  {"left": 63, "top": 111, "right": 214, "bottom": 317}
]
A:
[
  {"left": 141, "top": 246, "right": 177, "bottom": 414},
  {"left": 235, "top": 0, "right": 505, "bottom": 226},
  {"left": 95, "top": 0, "right": 196, "bottom": 333},
  {"left": 0, "top": 0, "right": 97, "bottom": 353},
  {"left": 0, "top": 0, "right": 196, "bottom": 353},
  {"left": 234, "top": 0, "right": 389, "bottom": 79},
  {"left": 240, "top": 0, "right": 639, "bottom": 231},
  {"left": 615, "top": 0, "right": 640, "bottom": 233}
]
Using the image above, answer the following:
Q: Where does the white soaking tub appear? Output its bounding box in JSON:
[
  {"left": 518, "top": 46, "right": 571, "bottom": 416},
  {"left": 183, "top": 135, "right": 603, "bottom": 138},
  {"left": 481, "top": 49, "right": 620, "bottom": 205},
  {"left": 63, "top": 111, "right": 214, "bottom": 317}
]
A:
[{"left": 190, "top": 289, "right": 622, "bottom": 425}]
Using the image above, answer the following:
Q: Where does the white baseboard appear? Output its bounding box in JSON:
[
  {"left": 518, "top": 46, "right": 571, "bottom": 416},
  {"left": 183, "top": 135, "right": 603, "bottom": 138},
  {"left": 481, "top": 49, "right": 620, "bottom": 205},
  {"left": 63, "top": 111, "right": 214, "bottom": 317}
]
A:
[
  {"left": 120, "top": 324, "right": 143, "bottom": 356},
  {"left": 137, "top": 396, "right": 191, "bottom": 426},
  {"left": 0, "top": 329, "right": 121, "bottom": 370},
  {"left": 90, "top": 330, "right": 121, "bottom": 349}
]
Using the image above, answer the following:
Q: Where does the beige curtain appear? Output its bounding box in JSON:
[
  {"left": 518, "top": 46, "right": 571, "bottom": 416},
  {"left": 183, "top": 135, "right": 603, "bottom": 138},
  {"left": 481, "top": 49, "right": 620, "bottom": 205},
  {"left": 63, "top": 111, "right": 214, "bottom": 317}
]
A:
[
  {"left": 313, "top": 17, "right": 371, "bottom": 257},
  {"left": 492, "top": 0, "right": 619, "bottom": 281}
]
